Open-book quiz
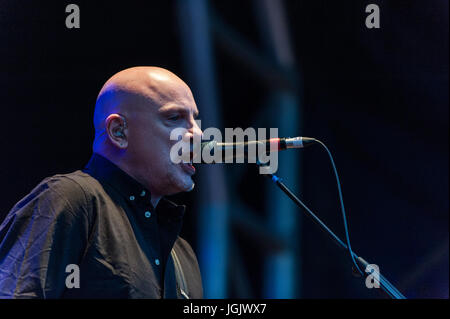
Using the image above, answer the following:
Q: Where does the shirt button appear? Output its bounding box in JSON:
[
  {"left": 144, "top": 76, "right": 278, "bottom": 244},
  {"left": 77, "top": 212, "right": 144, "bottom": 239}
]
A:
[
  {"left": 144, "top": 211, "right": 151, "bottom": 218},
  {"left": 140, "top": 190, "right": 146, "bottom": 197},
  {"left": 155, "top": 259, "right": 160, "bottom": 266},
  {"left": 129, "top": 195, "right": 135, "bottom": 201}
]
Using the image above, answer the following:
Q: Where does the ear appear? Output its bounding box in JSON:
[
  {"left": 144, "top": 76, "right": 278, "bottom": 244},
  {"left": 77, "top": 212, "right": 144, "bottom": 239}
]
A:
[{"left": 105, "top": 114, "right": 128, "bottom": 149}]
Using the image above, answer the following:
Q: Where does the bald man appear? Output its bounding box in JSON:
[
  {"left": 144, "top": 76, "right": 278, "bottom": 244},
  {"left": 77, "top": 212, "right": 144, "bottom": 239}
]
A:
[{"left": 0, "top": 67, "right": 203, "bottom": 298}]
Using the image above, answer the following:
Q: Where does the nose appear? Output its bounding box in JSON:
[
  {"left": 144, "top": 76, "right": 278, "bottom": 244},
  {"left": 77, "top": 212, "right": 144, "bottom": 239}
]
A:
[
  {"left": 186, "top": 119, "right": 202, "bottom": 162},
  {"left": 186, "top": 119, "right": 203, "bottom": 140},
  {"left": 193, "top": 121, "right": 203, "bottom": 140}
]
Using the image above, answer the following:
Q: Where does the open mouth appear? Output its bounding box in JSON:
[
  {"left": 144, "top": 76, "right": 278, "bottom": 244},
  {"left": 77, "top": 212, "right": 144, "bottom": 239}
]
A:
[
  {"left": 181, "top": 160, "right": 196, "bottom": 175},
  {"left": 180, "top": 151, "right": 196, "bottom": 175}
]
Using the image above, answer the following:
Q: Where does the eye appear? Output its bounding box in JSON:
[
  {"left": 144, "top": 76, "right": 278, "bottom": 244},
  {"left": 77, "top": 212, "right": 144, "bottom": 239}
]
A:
[{"left": 168, "top": 114, "right": 180, "bottom": 121}]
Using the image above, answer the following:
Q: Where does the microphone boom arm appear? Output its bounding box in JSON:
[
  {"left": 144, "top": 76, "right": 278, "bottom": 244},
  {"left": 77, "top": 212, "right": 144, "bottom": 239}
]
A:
[{"left": 258, "top": 164, "right": 407, "bottom": 299}]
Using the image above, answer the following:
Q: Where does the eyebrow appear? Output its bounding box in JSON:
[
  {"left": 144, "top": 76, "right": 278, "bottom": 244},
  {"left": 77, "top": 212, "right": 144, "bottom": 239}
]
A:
[{"left": 159, "top": 105, "right": 199, "bottom": 118}]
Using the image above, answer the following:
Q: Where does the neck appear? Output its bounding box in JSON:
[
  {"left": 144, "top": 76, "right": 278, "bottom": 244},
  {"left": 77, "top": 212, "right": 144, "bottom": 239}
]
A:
[{"left": 96, "top": 150, "right": 162, "bottom": 209}]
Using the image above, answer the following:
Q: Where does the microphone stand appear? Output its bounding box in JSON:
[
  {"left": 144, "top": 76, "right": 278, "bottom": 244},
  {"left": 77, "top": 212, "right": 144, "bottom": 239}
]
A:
[{"left": 261, "top": 168, "right": 406, "bottom": 299}]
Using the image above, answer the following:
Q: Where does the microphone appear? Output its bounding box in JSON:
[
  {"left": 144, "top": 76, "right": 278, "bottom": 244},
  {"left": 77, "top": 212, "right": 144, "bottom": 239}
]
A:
[{"left": 198, "top": 137, "right": 317, "bottom": 163}]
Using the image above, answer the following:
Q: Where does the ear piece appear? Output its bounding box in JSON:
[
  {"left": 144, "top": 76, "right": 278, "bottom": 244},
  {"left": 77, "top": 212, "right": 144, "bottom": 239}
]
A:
[
  {"left": 113, "top": 130, "right": 124, "bottom": 137},
  {"left": 106, "top": 114, "right": 127, "bottom": 141},
  {"left": 113, "top": 116, "right": 127, "bottom": 138}
]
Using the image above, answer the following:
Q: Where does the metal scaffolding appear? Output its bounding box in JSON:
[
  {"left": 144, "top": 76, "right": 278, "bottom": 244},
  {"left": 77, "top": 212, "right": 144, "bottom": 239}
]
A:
[{"left": 176, "top": 0, "right": 303, "bottom": 298}]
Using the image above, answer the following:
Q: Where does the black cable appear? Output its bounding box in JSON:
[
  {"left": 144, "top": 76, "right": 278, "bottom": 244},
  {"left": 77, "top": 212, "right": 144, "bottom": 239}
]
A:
[
  {"left": 261, "top": 139, "right": 407, "bottom": 298},
  {"left": 313, "top": 138, "right": 364, "bottom": 276}
]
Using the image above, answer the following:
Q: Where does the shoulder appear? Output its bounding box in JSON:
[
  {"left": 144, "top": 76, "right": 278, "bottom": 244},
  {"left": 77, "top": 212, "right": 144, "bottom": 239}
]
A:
[
  {"left": 7, "top": 170, "right": 98, "bottom": 221},
  {"left": 42, "top": 171, "right": 90, "bottom": 207}
]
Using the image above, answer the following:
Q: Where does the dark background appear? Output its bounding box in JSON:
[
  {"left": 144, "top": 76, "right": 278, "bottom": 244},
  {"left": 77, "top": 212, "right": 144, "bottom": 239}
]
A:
[{"left": 0, "top": 0, "right": 448, "bottom": 298}]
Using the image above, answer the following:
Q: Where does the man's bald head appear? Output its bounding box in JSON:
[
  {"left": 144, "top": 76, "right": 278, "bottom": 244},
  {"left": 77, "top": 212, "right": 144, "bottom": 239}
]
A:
[
  {"left": 93, "top": 66, "right": 193, "bottom": 135},
  {"left": 91, "top": 66, "right": 202, "bottom": 205}
]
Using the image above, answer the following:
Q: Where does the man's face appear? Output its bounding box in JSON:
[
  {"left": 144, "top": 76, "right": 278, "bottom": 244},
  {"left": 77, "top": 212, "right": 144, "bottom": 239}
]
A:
[{"left": 127, "top": 82, "right": 202, "bottom": 197}]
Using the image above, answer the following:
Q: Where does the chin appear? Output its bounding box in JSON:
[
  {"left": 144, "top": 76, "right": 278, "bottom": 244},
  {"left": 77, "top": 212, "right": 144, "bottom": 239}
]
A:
[
  {"left": 185, "top": 182, "right": 195, "bottom": 192},
  {"left": 178, "top": 178, "right": 195, "bottom": 193},
  {"left": 167, "top": 173, "right": 195, "bottom": 194}
]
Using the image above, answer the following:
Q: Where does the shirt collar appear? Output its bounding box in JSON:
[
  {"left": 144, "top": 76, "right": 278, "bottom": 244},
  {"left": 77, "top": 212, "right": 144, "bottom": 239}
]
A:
[{"left": 83, "top": 153, "right": 186, "bottom": 222}]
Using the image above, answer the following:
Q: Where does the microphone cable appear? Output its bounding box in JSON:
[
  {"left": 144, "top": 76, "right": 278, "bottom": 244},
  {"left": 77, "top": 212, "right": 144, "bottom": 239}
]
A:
[{"left": 311, "top": 138, "right": 364, "bottom": 276}]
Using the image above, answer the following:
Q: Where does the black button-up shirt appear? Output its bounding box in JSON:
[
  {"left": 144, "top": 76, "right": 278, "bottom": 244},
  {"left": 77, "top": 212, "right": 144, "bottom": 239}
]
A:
[{"left": 0, "top": 153, "right": 203, "bottom": 298}]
